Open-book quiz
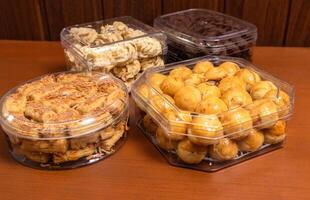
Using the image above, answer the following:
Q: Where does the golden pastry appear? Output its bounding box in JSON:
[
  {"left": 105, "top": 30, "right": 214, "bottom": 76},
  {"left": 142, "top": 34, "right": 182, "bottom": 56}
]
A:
[
  {"left": 143, "top": 114, "right": 158, "bottom": 134},
  {"left": 188, "top": 115, "right": 223, "bottom": 146},
  {"left": 220, "top": 107, "right": 253, "bottom": 140},
  {"left": 250, "top": 81, "right": 277, "bottom": 100},
  {"left": 218, "top": 76, "right": 246, "bottom": 93},
  {"left": 174, "top": 85, "right": 201, "bottom": 112},
  {"left": 70, "top": 134, "right": 99, "bottom": 150},
  {"left": 264, "top": 120, "right": 286, "bottom": 144},
  {"left": 184, "top": 73, "right": 204, "bottom": 86},
  {"left": 149, "top": 94, "right": 175, "bottom": 113},
  {"left": 20, "top": 139, "right": 68, "bottom": 154},
  {"left": 195, "top": 96, "right": 228, "bottom": 114},
  {"left": 246, "top": 99, "right": 279, "bottom": 129},
  {"left": 162, "top": 110, "right": 187, "bottom": 140},
  {"left": 155, "top": 127, "right": 178, "bottom": 151},
  {"left": 218, "top": 61, "right": 240, "bottom": 77},
  {"left": 221, "top": 88, "right": 253, "bottom": 109},
  {"left": 160, "top": 76, "right": 184, "bottom": 97},
  {"left": 237, "top": 129, "right": 264, "bottom": 152},
  {"left": 204, "top": 67, "right": 226, "bottom": 81},
  {"left": 235, "top": 68, "right": 261, "bottom": 91},
  {"left": 176, "top": 139, "right": 207, "bottom": 164},
  {"left": 148, "top": 73, "right": 167, "bottom": 88},
  {"left": 193, "top": 61, "right": 214, "bottom": 74},
  {"left": 197, "top": 83, "right": 221, "bottom": 99},
  {"left": 209, "top": 138, "right": 238, "bottom": 161},
  {"left": 53, "top": 145, "right": 95, "bottom": 164},
  {"left": 264, "top": 90, "right": 290, "bottom": 117},
  {"left": 169, "top": 65, "right": 192, "bottom": 80}
]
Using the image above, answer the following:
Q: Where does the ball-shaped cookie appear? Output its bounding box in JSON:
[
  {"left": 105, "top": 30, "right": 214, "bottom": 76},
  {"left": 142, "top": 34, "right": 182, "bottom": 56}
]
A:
[
  {"left": 263, "top": 120, "right": 286, "bottom": 144},
  {"left": 162, "top": 110, "right": 187, "bottom": 140},
  {"left": 264, "top": 89, "right": 290, "bottom": 117},
  {"left": 220, "top": 107, "right": 253, "bottom": 140},
  {"left": 195, "top": 96, "right": 228, "bottom": 115},
  {"left": 143, "top": 114, "right": 157, "bottom": 134},
  {"left": 156, "top": 127, "right": 178, "bottom": 151},
  {"left": 160, "top": 76, "right": 184, "bottom": 97},
  {"left": 204, "top": 67, "right": 227, "bottom": 81},
  {"left": 188, "top": 115, "right": 223, "bottom": 146},
  {"left": 148, "top": 73, "right": 167, "bottom": 88},
  {"left": 218, "top": 61, "right": 240, "bottom": 77},
  {"left": 221, "top": 88, "right": 253, "bottom": 109},
  {"left": 174, "top": 85, "right": 201, "bottom": 112},
  {"left": 218, "top": 76, "right": 246, "bottom": 93},
  {"left": 197, "top": 83, "right": 221, "bottom": 99},
  {"left": 209, "top": 138, "right": 238, "bottom": 161},
  {"left": 176, "top": 139, "right": 207, "bottom": 164},
  {"left": 169, "top": 65, "right": 192, "bottom": 80},
  {"left": 246, "top": 99, "right": 279, "bottom": 129},
  {"left": 237, "top": 129, "right": 264, "bottom": 152},
  {"left": 250, "top": 81, "right": 277, "bottom": 100},
  {"left": 149, "top": 94, "right": 175, "bottom": 113},
  {"left": 235, "top": 68, "right": 261, "bottom": 91},
  {"left": 184, "top": 73, "right": 204, "bottom": 86},
  {"left": 193, "top": 61, "right": 214, "bottom": 74}
]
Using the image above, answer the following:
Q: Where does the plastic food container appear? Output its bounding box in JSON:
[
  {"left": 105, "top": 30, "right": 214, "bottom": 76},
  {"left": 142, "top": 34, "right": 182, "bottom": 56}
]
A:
[
  {"left": 61, "top": 16, "right": 167, "bottom": 88},
  {"left": 131, "top": 56, "right": 294, "bottom": 172},
  {"left": 0, "top": 71, "right": 129, "bottom": 170},
  {"left": 154, "top": 9, "right": 257, "bottom": 62}
]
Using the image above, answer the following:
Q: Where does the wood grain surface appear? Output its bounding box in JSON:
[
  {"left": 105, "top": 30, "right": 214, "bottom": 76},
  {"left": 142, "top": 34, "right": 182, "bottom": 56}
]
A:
[
  {"left": 0, "top": 40, "right": 309, "bottom": 200},
  {"left": 162, "top": 0, "right": 224, "bottom": 13}
]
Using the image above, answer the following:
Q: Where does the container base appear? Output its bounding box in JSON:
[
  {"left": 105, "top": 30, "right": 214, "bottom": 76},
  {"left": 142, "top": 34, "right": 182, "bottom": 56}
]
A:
[{"left": 137, "top": 118, "right": 283, "bottom": 172}]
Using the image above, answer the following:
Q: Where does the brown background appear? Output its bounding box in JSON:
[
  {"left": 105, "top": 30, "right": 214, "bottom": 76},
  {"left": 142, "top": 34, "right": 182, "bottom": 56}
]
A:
[{"left": 0, "top": 0, "right": 309, "bottom": 46}]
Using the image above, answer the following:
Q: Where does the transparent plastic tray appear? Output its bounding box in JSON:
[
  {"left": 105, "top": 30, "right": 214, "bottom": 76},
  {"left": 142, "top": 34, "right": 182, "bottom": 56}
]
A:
[
  {"left": 61, "top": 16, "right": 167, "bottom": 88},
  {"left": 0, "top": 71, "right": 129, "bottom": 170},
  {"left": 131, "top": 56, "right": 294, "bottom": 172},
  {"left": 154, "top": 9, "right": 257, "bottom": 61}
]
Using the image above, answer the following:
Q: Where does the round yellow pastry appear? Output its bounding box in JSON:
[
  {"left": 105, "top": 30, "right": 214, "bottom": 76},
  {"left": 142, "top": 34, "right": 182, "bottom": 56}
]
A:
[
  {"left": 250, "top": 81, "right": 277, "bottom": 100},
  {"left": 160, "top": 76, "right": 184, "bottom": 97},
  {"left": 246, "top": 99, "right": 279, "bottom": 129},
  {"left": 197, "top": 83, "right": 221, "bottom": 99},
  {"left": 174, "top": 85, "right": 201, "bottom": 112},
  {"left": 176, "top": 139, "right": 207, "bottom": 164},
  {"left": 143, "top": 114, "right": 157, "bottom": 134},
  {"left": 264, "top": 89, "right": 290, "bottom": 117},
  {"left": 137, "top": 83, "right": 162, "bottom": 100},
  {"left": 220, "top": 107, "right": 253, "bottom": 140},
  {"left": 156, "top": 127, "right": 178, "bottom": 151},
  {"left": 237, "top": 129, "right": 264, "bottom": 152},
  {"left": 263, "top": 120, "right": 286, "bottom": 144},
  {"left": 149, "top": 94, "right": 175, "bottom": 113},
  {"left": 148, "top": 73, "right": 167, "bottom": 88},
  {"left": 193, "top": 61, "right": 214, "bottom": 74},
  {"left": 195, "top": 96, "right": 228, "bottom": 115},
  {"left": 162, "top": 110, "right": 187, "bottom": 140},
  {"left": 218, "top": 76, "right": 246, "bottom": 93},
  {"left": 169, "top": 65, "right": 192, "bottom": 80},
  {"left": 209, "top": 138, "right": 238, "bottom": 161},
  {"left": 235, "top": 68, "right": 261, "bottom": 91},
  {"left": 218, "top": 61, "right": 240, "bottom": 77},
  {"left": 184, "top": 73, "right": 205, "bottom": 86},
  {"left": 204, "top": 67, "right": 227, "bottom": 81},
  {"left": 188, "top": 115, "right": 223, "bottom": 146},
  {"left": 221, "top": 88, "right": 253, "bottom": 109}
]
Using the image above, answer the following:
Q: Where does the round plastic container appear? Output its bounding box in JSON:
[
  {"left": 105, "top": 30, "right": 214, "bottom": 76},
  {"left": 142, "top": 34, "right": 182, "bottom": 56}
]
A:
[
  {"left": 131, "top": 56, "right": 294, "bottom": 172},
  {"left": 0, "top": 71, "right": 129, "bottom": 169},
  {"left": 154, "top": 9, "right": 257, "bottom": 62}
]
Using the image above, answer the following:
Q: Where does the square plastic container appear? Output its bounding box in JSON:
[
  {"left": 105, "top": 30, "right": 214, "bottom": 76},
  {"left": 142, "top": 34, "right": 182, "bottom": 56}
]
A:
[
  {"left": 131, "top": 56, "right": 294, "bottom": 172},
  {"left": 154, "top": 9, "right": 257, "bottom": 62},
  {"left": 0, "top": 71, "right": 129, "bottom": 170},
  {"left": 61, "top": 16, "right": 167, "bottom": 88}
]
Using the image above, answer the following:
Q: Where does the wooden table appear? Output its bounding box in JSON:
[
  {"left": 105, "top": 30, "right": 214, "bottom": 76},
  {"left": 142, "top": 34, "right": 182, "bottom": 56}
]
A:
[{"left": 0, "top": 40, "right": 309, "bottom": 200}]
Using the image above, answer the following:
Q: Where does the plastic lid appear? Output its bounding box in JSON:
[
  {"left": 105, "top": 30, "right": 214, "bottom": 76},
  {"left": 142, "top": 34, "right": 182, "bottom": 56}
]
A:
[
  {"left": 154, "top": 9, "right": 257, "bottom": 52},
  {"left": 0, "top": 71, "right": 129, "bottom": 140},
  {"left": 131, "top": 56, "right": 294, "bottom": 140}
]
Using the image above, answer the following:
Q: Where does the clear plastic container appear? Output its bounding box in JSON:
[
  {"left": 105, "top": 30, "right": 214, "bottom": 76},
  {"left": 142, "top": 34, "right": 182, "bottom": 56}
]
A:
[
  {"left": 61, "top": 16, "right": 167, "bottom": 88},
  {"left": 0, "top": 71, "right": 129, "bottom": 170},
  {"left": 131, "top": 56, "right": 294, "bottom": 172},
  {"left": 154, "top": 9, "right": 257, "bottom": 62}
]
